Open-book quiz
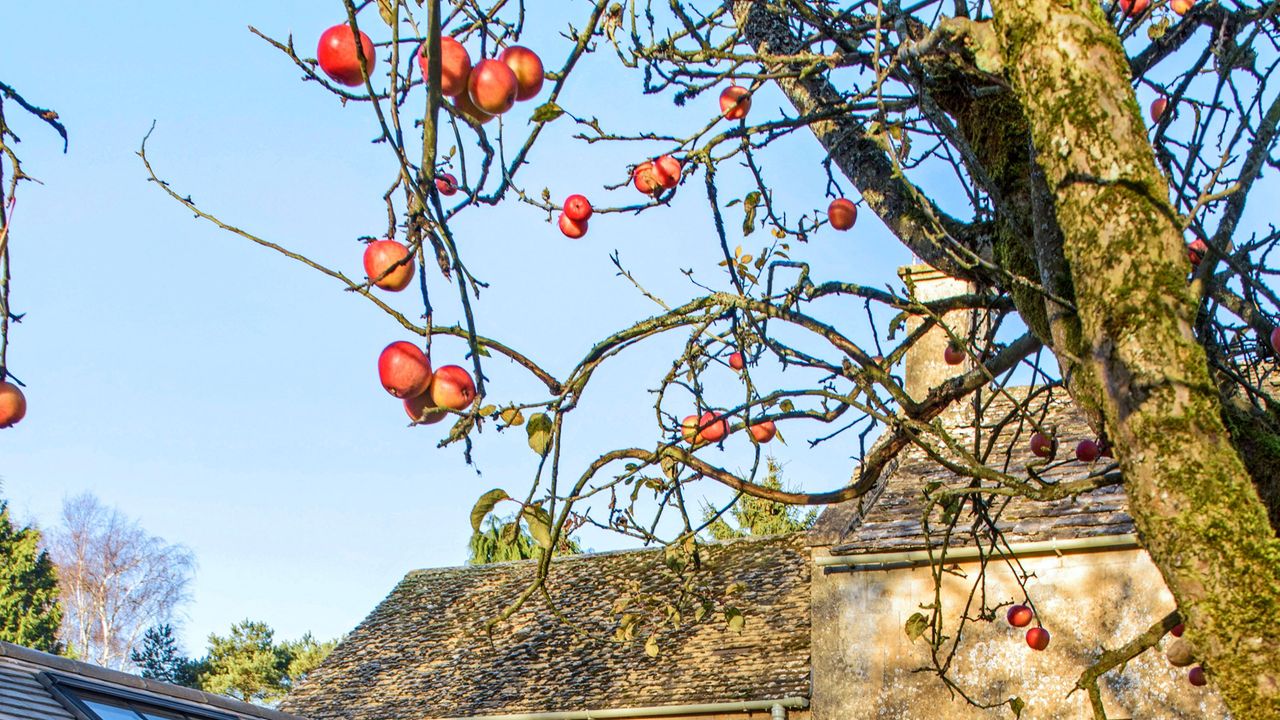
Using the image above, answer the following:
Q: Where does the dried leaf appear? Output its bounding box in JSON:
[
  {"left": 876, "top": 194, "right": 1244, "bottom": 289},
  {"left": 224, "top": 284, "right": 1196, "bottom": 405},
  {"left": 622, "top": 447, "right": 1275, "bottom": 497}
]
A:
[
  {"left": 904, "top": 612, "right": 929, "bottom": 642},
  {"left": 527, "top": 413, "right": 554, "bottom": 456},
  {"left": 742, "top": 191, "right": 760, "bottom": 236},
  {"left": 521, "top": 504, "right": 554, "bottom": 549},
  {"left": 376, "top": 0, "right": 396, "bottom": 25},
  {"left": 725, "top": 607, "right": 746, "bottom": 632},
  {"left": 500, "top": 407, "right": 525, "bottom": 426},
  {"left": 644, "top": 634, "right": 660, "bottom": 657},
  {"left": 531, "top": 102, "right": 564, "bottom": 123}
]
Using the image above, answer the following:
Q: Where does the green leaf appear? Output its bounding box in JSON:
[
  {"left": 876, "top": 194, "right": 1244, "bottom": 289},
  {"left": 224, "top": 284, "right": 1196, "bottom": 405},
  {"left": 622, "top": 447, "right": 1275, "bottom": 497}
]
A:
[
  {"left": 521, "top": 504, "right": 554, "bottom": 549},
  {"left": 1010, "top": 697, "right": 1025, "bottom": 718},
  {"left": 531, "top": 102, "right": 564, "bottom": 123},
  {"left": 904, "top": 612, "right": 929, "bottom": 642},
  {"left": 470, "top": 488, "right": 510, "bottom": 532},
  {"left": 644, "top": 634, "right": 660, "bottom": 657},
  {"left": 725, "top": 607, "right": 745, "bottom": 632},
  {"left": 742, "top": 191, "right": 761, "bottom": 236},
  {"left": 527, "top": 413, "right": 554, "bottom": 456},
  {"left": 779, "top": 399, "right": 795, "bottom": 412}
]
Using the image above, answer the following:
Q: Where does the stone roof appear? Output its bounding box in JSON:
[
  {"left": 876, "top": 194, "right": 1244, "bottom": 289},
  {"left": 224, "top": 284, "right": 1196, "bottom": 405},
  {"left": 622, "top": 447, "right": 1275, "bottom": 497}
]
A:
[
  {"left": 0, "top": 641, "right": 301, "bottom": 720},
  {"left": 810, "top": 390, "right": 1134, "bottom": 553},
  {"left": 282, "top": 534, "right": 811, "bottom": 720}
]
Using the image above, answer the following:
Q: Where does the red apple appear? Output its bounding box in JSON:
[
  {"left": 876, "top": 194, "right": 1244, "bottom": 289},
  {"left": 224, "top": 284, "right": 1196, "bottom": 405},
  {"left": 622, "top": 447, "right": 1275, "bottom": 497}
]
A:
[
  {"left": 943, "top": 343, "right": 965, "bottom": 366},
  {"left": 453, "top": 91, "right": 496, "bottom": 126},
  {"left": 1150, "top": 96, "right": 1169, "bottom": 123},
  {"left": 1187, "top": 238, "right": 1207, "bottom": 266},
  {"left": 363, "top": 239, "right": 415, "bottom": 292},
  {"left": 1119, "top": 0, "right": 1151, "bottom": 16},
  {"left": 680, "top": 414, "right": 702, "bottom": 444},
  {"left": 699, "top": 412, "right": 728, "bottom": 442},
  {"left": 748, "top": 420, "right": 777, "bottom": 444},
  {"left": 1075, "top": 439, "right": 1101, "bottom": 463},
  {"left": 378, "top": 342, "right": 432, "bottom": 398},
  {"left": 633, "top": 161, "right": 664, "bottom": 195},
  {"left": 452, "top": 90, "right": 494, "bottom": 125},
  {"left": 682, "top": 411, "right": 727, "bottom": 444},
  {"left": 1171, "top": 622, "right": 1185, "bottom": 637},
  {"left": 429, "top": 364, "right": 476, "bottom": 411},
  {"left": 720, "top": 85, "right": 751, "bottom": 120},
  {"left": 653, "top": 155, "right": 682, "bottom": 189},
  {"left": 1270, "top": 327, "right": 1280, "bottom": 356},
  {"left": 0, "top": 381, "right": 27, "bottom": 428},
  {"left": 728, "top": 352, "right": 745, "bottom": 370},
  {"left": 417, "top": 36, "right": 472, "bottom": 98},
  {"left": 1025, "top": 627, "right": 1051, "bottom": 651},
  {"left": 828, "top": 198, "right": 857, "bottom": 231},
  {"left": 558, "top": 213, "right": 588, "bottom": 239},
  {"left": 1007, "top": 604, "right": 1034, "bottom": 628},
  {"left": 1188, "top": 666, "right": 1207, "bottom": 686},
  {"left": 563, "top": 194, "right": 593, "bottom": 222},
  {"left": 1030, "top": 431, "right": 1056, "bottom": 459},
  {"left": 1171, "top": 0, "right": 1194, "bottom": 14},
  {"left": 436, "top": 173, "right": 459, "bottom": 196},
  {"left": 317, "top": 24, "right": 377, "bottom": 87},
  {"left": 468, "top": 59, "right": 518, "bottom": 115},
  {"left": 499, "top": 45, "right": 544, "bottom": 101},
  {"left": 405, "top": 393, "right": 448, "bottom": 425}
]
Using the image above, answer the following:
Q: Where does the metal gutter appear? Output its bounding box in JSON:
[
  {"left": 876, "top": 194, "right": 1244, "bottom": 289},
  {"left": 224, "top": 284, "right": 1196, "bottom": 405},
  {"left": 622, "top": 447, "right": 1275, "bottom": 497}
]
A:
[
  {"left": 816, "top": 533, "right": 1140, "bottom": 571},
  {"left": 438, "top": 697, "right": 809, "bottom": 720}
]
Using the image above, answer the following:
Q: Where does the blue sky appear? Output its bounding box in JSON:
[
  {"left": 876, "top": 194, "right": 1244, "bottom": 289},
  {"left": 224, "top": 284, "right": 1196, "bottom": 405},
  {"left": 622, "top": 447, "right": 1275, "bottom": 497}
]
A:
[{"left": 1, "top": 1, "right": 923, "bottom": 655}]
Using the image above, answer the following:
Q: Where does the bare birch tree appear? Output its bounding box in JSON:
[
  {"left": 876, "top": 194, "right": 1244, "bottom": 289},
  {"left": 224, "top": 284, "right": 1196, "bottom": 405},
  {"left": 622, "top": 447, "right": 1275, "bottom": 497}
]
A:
[{"left": 48, "top": 493, "right": 195, "bottom": 669}]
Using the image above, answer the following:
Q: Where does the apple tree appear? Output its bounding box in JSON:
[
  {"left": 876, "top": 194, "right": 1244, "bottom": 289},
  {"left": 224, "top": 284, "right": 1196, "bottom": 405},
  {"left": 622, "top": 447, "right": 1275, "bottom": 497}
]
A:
[
  {"left": 141, "top": 0, "right": 1280, "bottom": 716},
  {"left": 0, "top": 81, "right": 65, "bottom": 429}
]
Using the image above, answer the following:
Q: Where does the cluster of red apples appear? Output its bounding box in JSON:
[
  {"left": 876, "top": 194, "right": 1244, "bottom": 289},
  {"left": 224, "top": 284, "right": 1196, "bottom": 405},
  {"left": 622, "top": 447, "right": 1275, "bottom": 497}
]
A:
[
  {"left": 680, "top": 351, "right": 777, "bottom": 447},
  {"left": 379, "top": 341, "right": 476, "bottom": 425},
  {"left": 555, "top": 84, "right": 858, "bottom": 239},
  {"left": 361, "top": 243, "right": 475, "bottom": 424},
  {"left": 1005, "top": 604, "right": 1051, "bottom": 651},
  {"left": 316, "top": 24, "right": 545, "bottom": 123}
]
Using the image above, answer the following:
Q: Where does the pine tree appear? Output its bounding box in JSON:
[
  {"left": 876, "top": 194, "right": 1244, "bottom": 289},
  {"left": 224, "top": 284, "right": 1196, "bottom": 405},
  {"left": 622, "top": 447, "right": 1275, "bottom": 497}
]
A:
[
  {"left": 195, "top": 620, "right": 291, "bottom": 705},
  {"left": 131, "top": 624, "right": 192, "bottom": 684},
  {"left": 703, "top": 459, "right": 817, "bottom": 540},
  {"left": 0, "top": 500, "right": 63, "bottom": 652}
]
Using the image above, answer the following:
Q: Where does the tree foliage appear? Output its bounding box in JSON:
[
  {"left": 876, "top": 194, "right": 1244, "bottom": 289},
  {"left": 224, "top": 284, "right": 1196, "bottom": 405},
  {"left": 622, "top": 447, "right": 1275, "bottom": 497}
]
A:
[
  {"left": 47, "top": 493, "right": 195, "bottom": 669},
  {"left": 0, "top": 499, "right": 62, "bottom": 653},
  {"left": 468, "top": 514, "right": 583, "bottom": 565},
  {"left": 191, "top": 620, "right": 337, "bottom": 706},
  {"left": 131, "top": 624, "right": 200, "bottom": 686},
  {"left": 702, "top": 459, "right": 816, "bottom": 540},
  {"left": 141, "top": 0, "right": 1280, "bottom": 716}
]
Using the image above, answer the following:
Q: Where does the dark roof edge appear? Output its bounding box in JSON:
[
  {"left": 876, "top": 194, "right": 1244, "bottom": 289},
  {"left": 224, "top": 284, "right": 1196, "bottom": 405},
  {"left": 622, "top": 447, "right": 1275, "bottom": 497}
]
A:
[
  {"left": 0, "top": 641, "right": 307, "bottom": 720},
  {"left": 404, "top": 531, "right": 809, "bottom": 577}
]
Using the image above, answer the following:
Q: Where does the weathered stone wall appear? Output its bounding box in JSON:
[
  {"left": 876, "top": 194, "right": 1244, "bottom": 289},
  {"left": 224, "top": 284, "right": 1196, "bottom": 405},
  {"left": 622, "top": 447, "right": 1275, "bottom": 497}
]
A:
[
  {"left": 899, "top": 264, "right": 980, "bottom": 402},
  {"left": 810, "top": 548, "right": 1229, "bottom": 719}
]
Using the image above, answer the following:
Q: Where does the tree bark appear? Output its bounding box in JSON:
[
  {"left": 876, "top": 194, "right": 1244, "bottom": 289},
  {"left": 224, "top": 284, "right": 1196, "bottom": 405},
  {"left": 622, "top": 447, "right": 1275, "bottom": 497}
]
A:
[{"left": 991, "top": 0, "right": 1280, "bottom": 714}]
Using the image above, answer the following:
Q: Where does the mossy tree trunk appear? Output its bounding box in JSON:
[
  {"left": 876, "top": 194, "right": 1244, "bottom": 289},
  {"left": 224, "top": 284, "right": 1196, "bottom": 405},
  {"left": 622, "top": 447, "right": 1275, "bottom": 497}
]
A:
[
  {"left": 991, "top": 0, "right": 1280, "bottom": 714},
  {"left": 734, "top": 0, "right": 1280, "bottom": 714}
]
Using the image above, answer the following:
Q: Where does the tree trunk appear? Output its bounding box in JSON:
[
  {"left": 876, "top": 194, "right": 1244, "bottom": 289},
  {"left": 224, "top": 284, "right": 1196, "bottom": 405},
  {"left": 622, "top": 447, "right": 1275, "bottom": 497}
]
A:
[{"left": 991, "top": 0, "right": 1280, "bottom": 714}]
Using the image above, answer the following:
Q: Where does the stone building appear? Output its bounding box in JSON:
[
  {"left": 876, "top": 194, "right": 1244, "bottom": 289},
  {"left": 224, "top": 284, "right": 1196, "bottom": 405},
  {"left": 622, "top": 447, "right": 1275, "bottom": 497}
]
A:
[{"left": 282, "top": 267, "right": 1229, "bottom": 720}]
